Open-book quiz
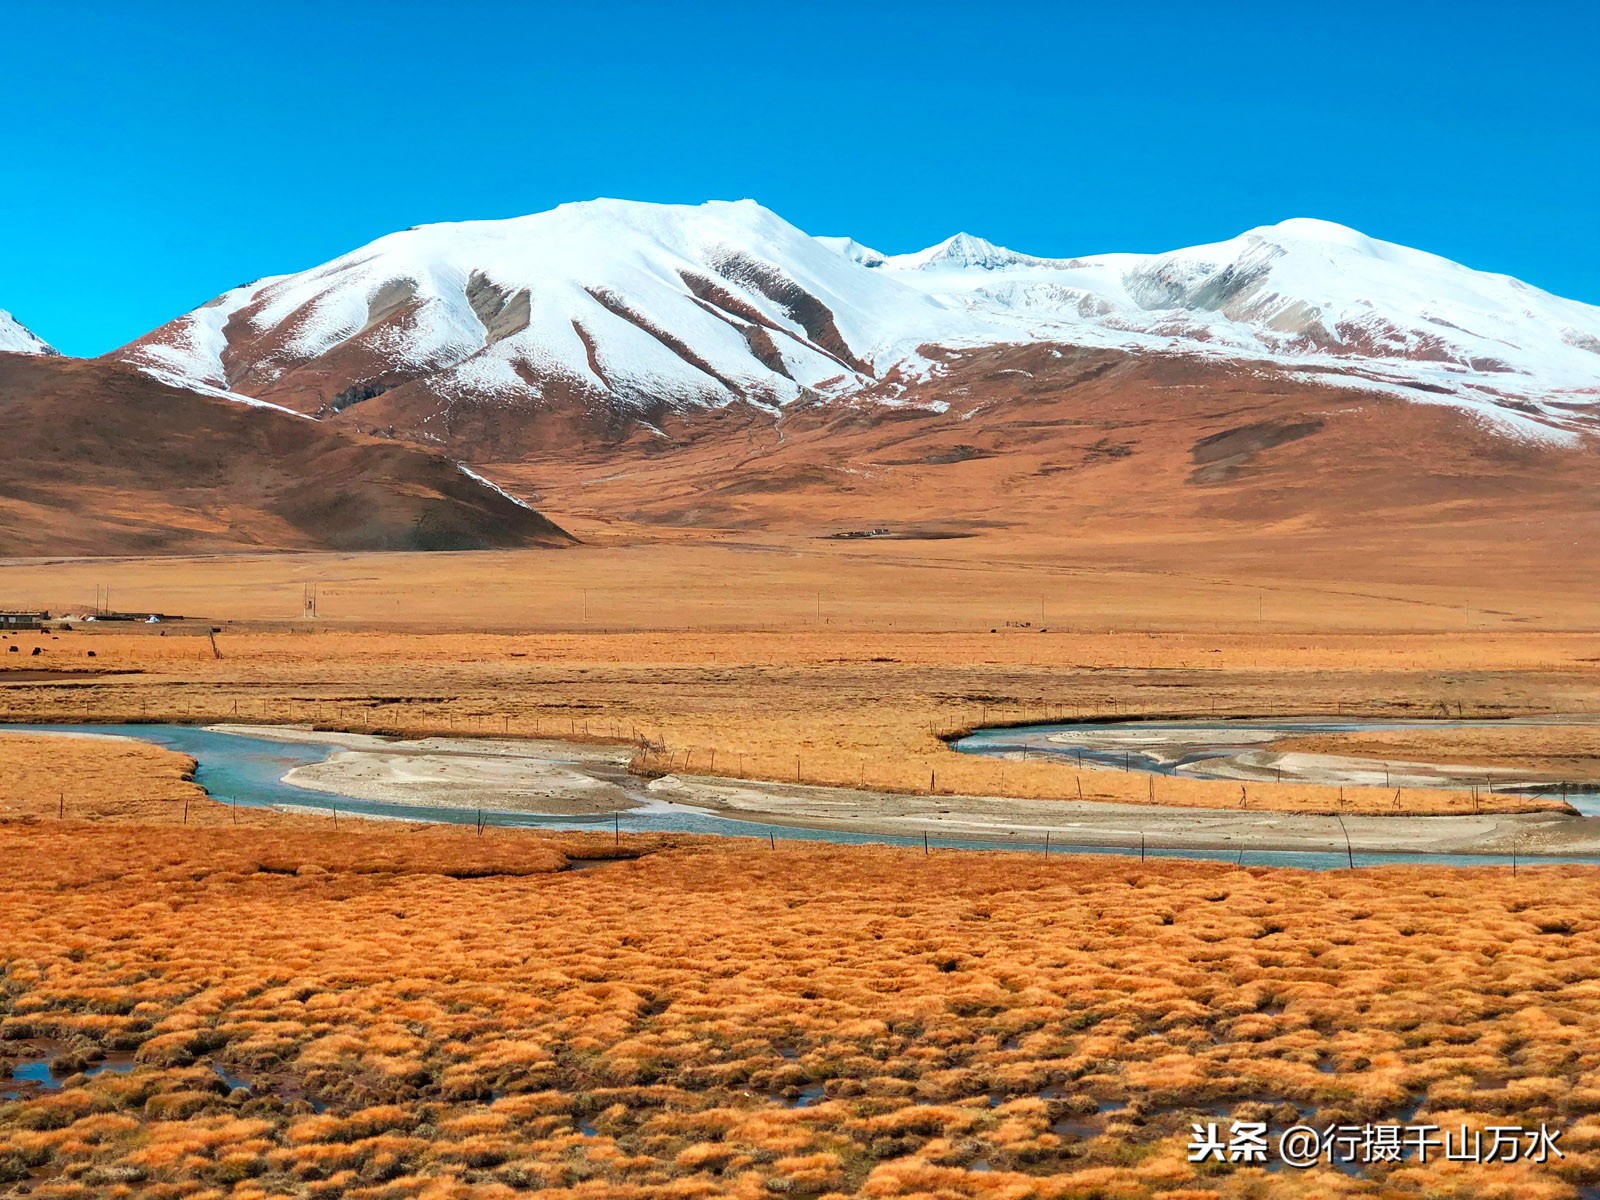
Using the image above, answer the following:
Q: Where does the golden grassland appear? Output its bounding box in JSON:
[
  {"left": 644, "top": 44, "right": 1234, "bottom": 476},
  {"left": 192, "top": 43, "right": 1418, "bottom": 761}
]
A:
[
  {"left": 2, "top": 812, "right": 1599, "bottom": 1199},
  {"left": 1, "top": 523, "right": 1597, "bottom": 636}
]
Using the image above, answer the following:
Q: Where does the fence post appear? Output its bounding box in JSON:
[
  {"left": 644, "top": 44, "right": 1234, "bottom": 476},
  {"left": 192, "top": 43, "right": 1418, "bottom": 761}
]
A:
[{"left": 1335, "top": 814, "right": 1354, "bottom": 869}]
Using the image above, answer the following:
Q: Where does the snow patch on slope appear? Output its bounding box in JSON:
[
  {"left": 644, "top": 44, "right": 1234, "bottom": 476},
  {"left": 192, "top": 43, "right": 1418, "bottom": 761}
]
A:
[
  {"left": 136, "top": 366, "right": 317, "bottom": 420},
  {"left": 121, "top": 280, "right": 282, "bottom": 388},
  {"left": 457, "top": 465, "right": 537, "bottom": 511},
  {"left": 0, "top": 309, "right": 55, "bottom": 356}
]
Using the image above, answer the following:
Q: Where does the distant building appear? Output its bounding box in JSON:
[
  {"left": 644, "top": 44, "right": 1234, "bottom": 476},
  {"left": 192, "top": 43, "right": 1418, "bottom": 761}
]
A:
[
  {"left": 829, "top": 528, "right": 891, "bottom": 540},
  {"left": 0, "top": 611, "right": 49, "bottom": 630}
]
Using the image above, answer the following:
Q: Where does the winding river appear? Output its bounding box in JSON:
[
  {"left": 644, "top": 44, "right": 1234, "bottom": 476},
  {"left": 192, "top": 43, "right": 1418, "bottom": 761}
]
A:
[{"left": 5, "top": 722, "right": 1600, "bottom": 871}]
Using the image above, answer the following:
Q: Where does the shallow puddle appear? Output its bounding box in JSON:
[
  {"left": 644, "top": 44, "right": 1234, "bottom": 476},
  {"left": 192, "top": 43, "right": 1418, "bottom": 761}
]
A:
[
  {"left": 1, "top": 1039, "right": 135, "bottom": 1099},
  {"left": 769, "top": 1083, "right": 826, "bottom": 1108}
]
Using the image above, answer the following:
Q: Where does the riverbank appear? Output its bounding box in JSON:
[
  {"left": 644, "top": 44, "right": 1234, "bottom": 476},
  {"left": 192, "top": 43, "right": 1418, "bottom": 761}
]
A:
[{"left": 1274, "top": 722, "right": 1600, "bottom": 783}]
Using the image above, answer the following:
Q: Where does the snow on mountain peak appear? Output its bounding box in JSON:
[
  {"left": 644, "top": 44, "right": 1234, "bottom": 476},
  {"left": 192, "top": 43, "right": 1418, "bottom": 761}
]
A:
[
  {"left": 876, "top": 218, "right": 1600, "bottom": 439},
  {"left": 884, "top": 232, "right": 1051, "bottom": 272},
  {"left": 0, "top": 309, "right": 55, "bottom": 356},
  {"left": 1258, "top": 217, "right": 1380, "bottom": 248}
]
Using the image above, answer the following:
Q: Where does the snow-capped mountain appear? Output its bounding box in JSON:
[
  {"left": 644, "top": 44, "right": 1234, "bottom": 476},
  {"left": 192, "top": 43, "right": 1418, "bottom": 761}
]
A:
[
  {"left": 117, "top": 201, "right": 977, "bottom": 422},
  {"left": 116, "top": 200, "right": 1600, "bottom": 444},
  {"left": 866, "top": 218, "right": 1600, "bottom": 436},
  {"left": 0, "top": 309, "right": 54, "bottom": 355}
]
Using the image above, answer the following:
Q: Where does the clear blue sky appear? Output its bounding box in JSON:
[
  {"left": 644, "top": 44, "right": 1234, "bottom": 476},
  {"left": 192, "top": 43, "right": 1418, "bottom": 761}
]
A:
[{"left": 4, "top": 1, "right": 1597, "bottom": 356}]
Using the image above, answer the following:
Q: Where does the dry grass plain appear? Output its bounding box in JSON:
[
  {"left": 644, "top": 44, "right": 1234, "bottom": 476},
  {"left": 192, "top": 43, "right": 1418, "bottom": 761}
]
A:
[{"left": 1, "top": 528, "right": 1598, "bottom": 1198}]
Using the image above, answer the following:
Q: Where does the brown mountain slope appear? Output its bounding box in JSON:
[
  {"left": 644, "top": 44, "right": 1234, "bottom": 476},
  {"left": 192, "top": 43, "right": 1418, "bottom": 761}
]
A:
[
  {"left": 0, "top": 356, "right": 574, "bottom": 557},
  {"left": 479, "top": 346, "right": 1599, "bottom": 603}
]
